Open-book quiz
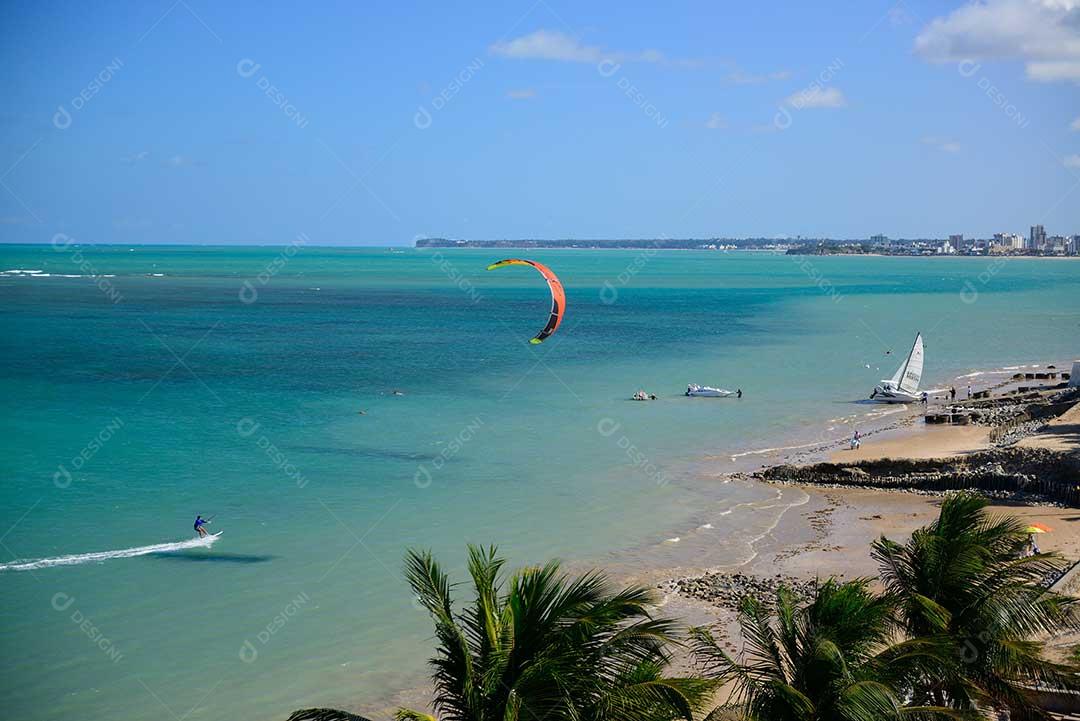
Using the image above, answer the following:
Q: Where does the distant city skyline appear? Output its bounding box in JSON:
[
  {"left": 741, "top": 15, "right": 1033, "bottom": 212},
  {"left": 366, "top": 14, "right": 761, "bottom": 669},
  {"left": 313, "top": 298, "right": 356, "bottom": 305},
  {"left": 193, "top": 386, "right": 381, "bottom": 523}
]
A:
[{"left": 1, "top": 0, "right": 1078, "bottom": 245}]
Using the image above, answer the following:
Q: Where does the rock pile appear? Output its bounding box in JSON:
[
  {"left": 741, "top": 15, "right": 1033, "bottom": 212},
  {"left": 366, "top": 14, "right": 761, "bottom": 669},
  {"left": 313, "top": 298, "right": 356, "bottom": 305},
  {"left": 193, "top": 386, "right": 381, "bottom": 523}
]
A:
[
  {"left": 992, "top": 419, "right": 1047, "bottom": 447},
  {"left": 667, "top": 572, "right": 819, "bottom": 613}
]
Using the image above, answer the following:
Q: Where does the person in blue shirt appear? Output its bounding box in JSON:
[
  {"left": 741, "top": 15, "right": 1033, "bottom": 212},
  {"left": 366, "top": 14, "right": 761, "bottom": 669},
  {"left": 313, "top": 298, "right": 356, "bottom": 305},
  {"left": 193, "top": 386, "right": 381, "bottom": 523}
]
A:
[{"left": 194, "top": 515, "right": 210, "bottom": 538}]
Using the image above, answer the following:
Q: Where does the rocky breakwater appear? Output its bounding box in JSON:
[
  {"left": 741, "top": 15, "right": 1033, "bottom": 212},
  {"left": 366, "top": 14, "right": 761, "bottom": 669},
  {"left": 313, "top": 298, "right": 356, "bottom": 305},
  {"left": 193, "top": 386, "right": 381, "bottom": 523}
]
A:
[
  {"left": 927, "top": 389, "right": 1079, "bottom": 447},
  {"left": 754, "top": 447, "right": 1080, "bottom": 506}
]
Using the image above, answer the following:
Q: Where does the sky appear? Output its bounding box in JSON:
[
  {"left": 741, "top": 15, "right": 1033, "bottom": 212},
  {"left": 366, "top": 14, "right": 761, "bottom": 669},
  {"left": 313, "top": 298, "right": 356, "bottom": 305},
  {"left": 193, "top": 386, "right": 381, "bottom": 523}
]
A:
[{"left": 1, "top": 0, "right": 1079, "bottom": 245}]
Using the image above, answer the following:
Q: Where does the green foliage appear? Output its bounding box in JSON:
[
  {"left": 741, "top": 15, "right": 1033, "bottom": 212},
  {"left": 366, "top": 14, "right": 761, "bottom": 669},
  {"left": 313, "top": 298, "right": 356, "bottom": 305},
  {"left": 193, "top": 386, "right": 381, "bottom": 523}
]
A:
[
  {"left": 691, "top": 580, "right": 961, "bottom": 721},
  {"left": 287, "top": 709, "right": 377, "bottom": 721},
  {"left": 396, "top": 545, "right": 714, "bottom": 721},
  {"left": 872, "top": 491, "right": 1080, "bottom": 718}
]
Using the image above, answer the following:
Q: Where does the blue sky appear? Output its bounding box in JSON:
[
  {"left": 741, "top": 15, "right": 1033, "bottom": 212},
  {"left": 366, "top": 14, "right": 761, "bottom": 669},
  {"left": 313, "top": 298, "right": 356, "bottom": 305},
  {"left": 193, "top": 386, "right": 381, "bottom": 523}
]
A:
[{"left": 1, "top": 0, "right": 1078, "bottom": 244}]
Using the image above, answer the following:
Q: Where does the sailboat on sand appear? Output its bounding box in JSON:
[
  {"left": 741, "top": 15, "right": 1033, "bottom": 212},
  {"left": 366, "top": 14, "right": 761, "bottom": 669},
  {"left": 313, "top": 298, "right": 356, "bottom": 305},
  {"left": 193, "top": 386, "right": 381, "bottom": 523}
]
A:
[{"left": 870, "top": 333, "right": 924, "bottom": 403}]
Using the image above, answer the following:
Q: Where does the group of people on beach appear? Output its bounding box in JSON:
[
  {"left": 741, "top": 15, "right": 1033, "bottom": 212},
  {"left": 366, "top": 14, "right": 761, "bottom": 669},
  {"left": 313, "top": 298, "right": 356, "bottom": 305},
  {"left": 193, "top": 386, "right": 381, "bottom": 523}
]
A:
[{"left": 944, "top": 385, "right": 972, "bottom": 401}]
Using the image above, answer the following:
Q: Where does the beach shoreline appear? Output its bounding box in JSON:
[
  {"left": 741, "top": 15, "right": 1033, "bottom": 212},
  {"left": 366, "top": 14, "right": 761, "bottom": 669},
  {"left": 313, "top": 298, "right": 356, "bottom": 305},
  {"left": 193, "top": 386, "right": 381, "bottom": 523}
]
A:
[{"left": 349, "top": 360, "right": 1078, "bottom": 720}]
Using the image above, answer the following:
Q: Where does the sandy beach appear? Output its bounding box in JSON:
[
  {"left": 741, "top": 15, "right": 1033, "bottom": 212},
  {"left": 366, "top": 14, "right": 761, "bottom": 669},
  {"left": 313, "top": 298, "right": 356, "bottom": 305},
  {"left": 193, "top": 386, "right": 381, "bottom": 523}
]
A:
[{"left": 738, "top": 368, "right": 1080, "bottom": 580}]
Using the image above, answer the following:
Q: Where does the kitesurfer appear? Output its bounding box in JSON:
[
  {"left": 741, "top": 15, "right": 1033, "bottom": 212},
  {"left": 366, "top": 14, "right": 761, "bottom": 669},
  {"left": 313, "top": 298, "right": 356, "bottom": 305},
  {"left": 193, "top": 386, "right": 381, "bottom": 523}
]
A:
[{"left": 194, "top": 515, "right": 210, "bottom": 538}]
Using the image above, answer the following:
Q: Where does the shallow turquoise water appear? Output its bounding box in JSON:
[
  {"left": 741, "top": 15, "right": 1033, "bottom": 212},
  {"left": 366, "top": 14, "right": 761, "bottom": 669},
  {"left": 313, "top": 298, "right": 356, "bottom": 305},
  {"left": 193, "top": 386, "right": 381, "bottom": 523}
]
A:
[{"left": 1, "top": 246, "right": 1078, "bottom": 720}]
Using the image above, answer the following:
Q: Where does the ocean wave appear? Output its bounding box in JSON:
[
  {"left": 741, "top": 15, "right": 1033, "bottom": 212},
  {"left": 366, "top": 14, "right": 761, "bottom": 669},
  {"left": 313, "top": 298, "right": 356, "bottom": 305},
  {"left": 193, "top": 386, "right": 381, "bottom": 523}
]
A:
[
  {"left": 0, "top": 534, "right": 221, "bottom": 572},
  {"left": 2, "top": 269, "right": 116, "bottom": 278},
  {"left": 730, "top": 437, "right": 838, "bottom": 460},
  {"left": 862, "top": 406, "right": 908, "bottom": 418}
]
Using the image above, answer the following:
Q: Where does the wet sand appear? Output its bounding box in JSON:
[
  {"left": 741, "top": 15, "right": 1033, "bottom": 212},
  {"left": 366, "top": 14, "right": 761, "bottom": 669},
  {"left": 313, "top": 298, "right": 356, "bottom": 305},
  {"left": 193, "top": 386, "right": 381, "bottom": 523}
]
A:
[{"left": 829, "top": 423, "right": 991, "bottom": 462}]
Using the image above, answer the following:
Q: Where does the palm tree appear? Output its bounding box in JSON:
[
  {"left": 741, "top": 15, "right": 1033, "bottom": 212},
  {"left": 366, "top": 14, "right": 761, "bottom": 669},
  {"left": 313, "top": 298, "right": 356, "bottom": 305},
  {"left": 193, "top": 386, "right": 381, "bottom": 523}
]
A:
[
  {"left": 872, "top": 491, "right": 1080, "bottom": 718},
  {"left": 691, "top": 579, "right": 959, "bottom": 721},
  {"left": 291, "top": 545, "right": 713, "bottom": 721}
]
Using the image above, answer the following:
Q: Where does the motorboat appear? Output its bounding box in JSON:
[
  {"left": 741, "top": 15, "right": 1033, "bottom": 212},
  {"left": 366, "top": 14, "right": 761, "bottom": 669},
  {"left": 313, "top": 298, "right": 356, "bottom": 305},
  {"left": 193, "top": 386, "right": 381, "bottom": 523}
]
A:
[{"left": 686, "top": 384, "right": 734, "bottom": 397}]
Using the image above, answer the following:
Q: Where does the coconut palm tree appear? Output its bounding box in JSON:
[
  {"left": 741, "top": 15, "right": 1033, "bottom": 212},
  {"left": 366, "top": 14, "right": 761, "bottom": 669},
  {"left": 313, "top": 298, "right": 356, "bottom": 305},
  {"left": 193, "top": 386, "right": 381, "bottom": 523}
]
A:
[
  {"left": 291, "top": 545, "right": 713, "bottom": 721},
  {"left": 690, "top": 579, "right": 960, "bottom": 721},
  {"left": 872, "top": 491, "right": 1080, "bottom": 718}
]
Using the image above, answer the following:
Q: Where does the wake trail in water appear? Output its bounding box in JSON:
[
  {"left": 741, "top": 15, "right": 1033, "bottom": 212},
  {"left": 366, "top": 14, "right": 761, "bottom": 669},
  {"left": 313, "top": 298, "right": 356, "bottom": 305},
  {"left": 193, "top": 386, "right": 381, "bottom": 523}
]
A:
[{"left": 0, "top": 535, "right": 221, "bottom": 572}]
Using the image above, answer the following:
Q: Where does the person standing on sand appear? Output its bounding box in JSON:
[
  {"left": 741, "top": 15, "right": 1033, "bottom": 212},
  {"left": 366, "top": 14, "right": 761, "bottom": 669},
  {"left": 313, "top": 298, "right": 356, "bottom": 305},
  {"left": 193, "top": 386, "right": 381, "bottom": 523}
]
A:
[
  {"left": 950, "top": 386, "right": 956, "bottom": 400},
  {"left": 967, "top": 383, "right": 972, "bottom": 398}
]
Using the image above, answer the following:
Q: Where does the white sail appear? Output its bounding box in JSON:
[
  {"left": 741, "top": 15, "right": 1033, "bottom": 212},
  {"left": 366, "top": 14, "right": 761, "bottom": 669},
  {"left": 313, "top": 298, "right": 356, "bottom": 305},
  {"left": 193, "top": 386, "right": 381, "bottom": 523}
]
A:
[
  {"left": 897, "top": 333, "right": 924, "bottom": 394},
  {"left": 887, "top": 358, "right": 904, "bottom": 387}
]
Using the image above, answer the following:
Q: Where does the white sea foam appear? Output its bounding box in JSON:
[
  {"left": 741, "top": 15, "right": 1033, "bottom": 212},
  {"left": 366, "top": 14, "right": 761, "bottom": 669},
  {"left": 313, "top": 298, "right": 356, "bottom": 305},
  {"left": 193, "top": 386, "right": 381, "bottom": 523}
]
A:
[
  {"left": 0, "top": 534, "right": 221, "bottom": 572},
  {"left": 730, "top": 437, "right": 836, "bottom": 460},
  {"left": 2, "top": 269, "right": 117, "bottom": 279},
  {"left": 863, "top": 406, "right": 907, "bottom": 418}
]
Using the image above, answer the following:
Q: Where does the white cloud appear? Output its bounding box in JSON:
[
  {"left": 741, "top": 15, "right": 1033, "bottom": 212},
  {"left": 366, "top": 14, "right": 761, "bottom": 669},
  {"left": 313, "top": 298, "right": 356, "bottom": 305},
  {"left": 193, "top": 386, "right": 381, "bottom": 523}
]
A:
[
  {"left": 1064, "top": 153, "right": 1080, "bottom": 168},
  {"left": 915, "top": 0, "right": 1080, "bottom": 82},
  {"left": 786, "top": 86, "right": 847, "bottom": 109},
  {"left": 1071, "top": 116, "right": 1080, "bottom": 130},
  {"left": 122, "top": 150, "right": 149, "bottom": 165},
  {"left": 506, "top": 88, "right": 537, "bottom": 100},
  {"left": 492, "top": 30, "right": 605, "bottom": 63},
  {"left": 922, "top": 136, "right": 962, "bottom": 153},
  {"left": 704, "top": 112, "right": 726, "bottom": 129},
  {"left": 1027, "top": 60, "right": 1080, "bottom": 80},
  {"left": 490, "top": 29, "right": 675, "bottom": 65}
]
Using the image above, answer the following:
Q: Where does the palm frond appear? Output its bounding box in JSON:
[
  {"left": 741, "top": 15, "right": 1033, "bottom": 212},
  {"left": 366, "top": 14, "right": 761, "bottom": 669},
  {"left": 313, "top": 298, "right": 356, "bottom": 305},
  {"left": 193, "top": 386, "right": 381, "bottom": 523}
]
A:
[{"left": 287, "top": 709, "right": 377, "bottom": 721}]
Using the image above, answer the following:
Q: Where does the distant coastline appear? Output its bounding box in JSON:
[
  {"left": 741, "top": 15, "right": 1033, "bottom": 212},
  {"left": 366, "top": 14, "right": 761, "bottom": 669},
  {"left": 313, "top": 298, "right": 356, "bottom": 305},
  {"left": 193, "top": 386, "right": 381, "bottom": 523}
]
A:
[{"left": 415, "top": 236, "right": 1080, "bottom": 257}]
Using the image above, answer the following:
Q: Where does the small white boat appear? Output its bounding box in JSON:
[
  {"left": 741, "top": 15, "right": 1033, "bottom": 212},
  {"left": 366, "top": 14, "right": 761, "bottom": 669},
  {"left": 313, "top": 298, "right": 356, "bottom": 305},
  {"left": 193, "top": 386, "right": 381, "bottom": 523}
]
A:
[
  {"left": 870, "top": 333, "right": 925, "bottom": 403},
  {"left": 686, "top": 384, "right": 734, "bottom": 397}
]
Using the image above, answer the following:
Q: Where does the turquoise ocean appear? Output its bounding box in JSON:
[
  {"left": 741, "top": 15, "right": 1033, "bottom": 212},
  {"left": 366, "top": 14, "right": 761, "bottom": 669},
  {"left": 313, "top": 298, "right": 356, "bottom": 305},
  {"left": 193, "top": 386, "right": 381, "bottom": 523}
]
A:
[{"left": 1, "top": 245, "right": 1078, "bottom": 720}]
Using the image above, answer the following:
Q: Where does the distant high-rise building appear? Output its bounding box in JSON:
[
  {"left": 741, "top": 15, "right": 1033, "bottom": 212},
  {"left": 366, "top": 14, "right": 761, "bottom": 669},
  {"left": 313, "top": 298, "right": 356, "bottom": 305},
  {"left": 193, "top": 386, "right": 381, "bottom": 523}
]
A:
[
  {"left": 949, "top": 234, "right": 963, "bottom": 244},
  {"left": 1030, "top": 224, "right": 1046, "bottom": 250},
  {"left": 1070, "top": 235, "right": 1080, "bottom": 255},
  {"left": 992, "top": 232, "right": 1023, "bottom": 251},
  {"left": 870, "top": 234, "right": 887, "bottom": 244}
]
